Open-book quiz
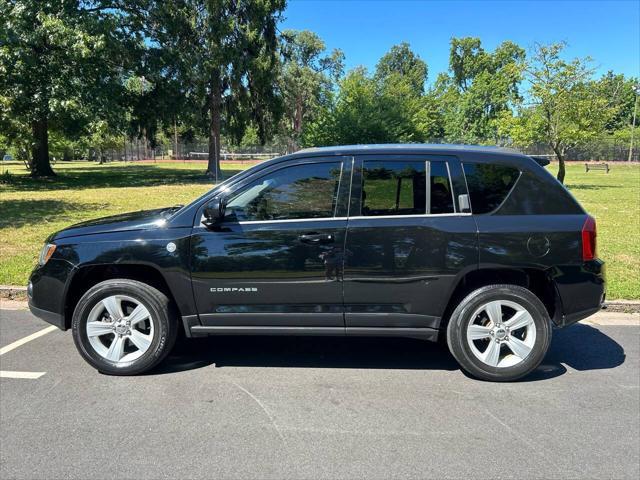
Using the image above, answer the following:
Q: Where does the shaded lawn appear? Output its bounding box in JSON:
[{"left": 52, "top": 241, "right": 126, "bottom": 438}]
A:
[
  {"left": 0, "top": 160, "right": 246, "bottom": 285},
  {"left": 1, "top": 160, "right": 638, "bottom": 300}
]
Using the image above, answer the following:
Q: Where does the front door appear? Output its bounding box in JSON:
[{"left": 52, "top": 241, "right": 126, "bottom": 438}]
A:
[
  {"left": 190, "top": 157, "right": 352, "bottom": 328},
  {"left": 343, "top": 155, "right": 478, "bottom": 332}
]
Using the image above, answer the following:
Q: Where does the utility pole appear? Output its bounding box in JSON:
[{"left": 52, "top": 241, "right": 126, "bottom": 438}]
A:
[{"left": 629, "top": 84, "right": 640, "bottom": 162}]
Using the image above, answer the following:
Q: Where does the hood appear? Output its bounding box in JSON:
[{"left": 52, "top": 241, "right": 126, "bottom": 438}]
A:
[{"left": 50, "top": 207, "right": 181, "bottom": 241}]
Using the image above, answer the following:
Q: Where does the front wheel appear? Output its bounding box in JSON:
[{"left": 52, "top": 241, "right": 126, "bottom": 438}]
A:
[
  {"left": 72, "top": 279, "right": 178, "bottom": 375},
  {"left": 446, "top": 285, "right": 552, "bottom": 382}
]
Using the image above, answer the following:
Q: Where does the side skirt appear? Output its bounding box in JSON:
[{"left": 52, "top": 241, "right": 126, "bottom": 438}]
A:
[{"left": 187, "top": 324, "right": 439, "bottom": 342}]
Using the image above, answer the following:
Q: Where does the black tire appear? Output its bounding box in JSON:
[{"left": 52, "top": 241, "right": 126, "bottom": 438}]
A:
[
  {"left": 72, "top": 279, "right": 178, "bottom": 375},
  {"left": 446, "top": 285, "right": 552, "bottom": 382}
]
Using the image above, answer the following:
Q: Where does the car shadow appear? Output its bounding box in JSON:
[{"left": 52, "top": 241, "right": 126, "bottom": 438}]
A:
[
  {"left": 153, "top": 335, "right": 459, "bottom": 374},
  {"left": 150, "top": 323, "right": 626, "bottom": 381}
]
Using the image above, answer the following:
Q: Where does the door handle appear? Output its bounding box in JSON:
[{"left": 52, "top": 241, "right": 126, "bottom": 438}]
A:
[{"left": 299, "top": 233, "right": 334, "bottom": 244}]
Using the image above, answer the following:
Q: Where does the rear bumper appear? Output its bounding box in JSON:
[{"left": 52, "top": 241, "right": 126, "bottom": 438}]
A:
[
  {"left": 562, "top": 304, "right": 604, "bottom": 326},
  {"left": 553, "top": 259, "right": 606, "bottom": 327}
]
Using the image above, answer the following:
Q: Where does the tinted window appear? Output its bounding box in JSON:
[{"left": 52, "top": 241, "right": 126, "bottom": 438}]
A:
[
  {"left": 498, "top": 171, "right": 584, "bottom": 215},
  {"left": 225, "top": 162, "right": 342, "bottom": 221},
  {"left": 463, "top": 163, "right": 520, "bottom": 214},
  {"left": 361, "top": 161, "right": 426, "bottom": 216},
  {"left": 430, "top": 161, "right": 455, "bottom": 214}
]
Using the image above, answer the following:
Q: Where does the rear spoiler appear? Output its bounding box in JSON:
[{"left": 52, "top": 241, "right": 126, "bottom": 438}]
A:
[{"left": 529, "top": 156, "right": 551, "bottom": 167}]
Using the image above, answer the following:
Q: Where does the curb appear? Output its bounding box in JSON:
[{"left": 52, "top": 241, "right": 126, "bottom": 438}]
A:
[
  {"left": 0, "top": 285, "right": 27, "bottom": 301},
  {"left": 604, "top": 300, "right": 640, "bottom": 314}
]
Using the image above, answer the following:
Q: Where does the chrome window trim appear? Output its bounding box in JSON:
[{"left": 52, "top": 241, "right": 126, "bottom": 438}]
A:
[
  {"left": 347, "top": 213, "right": 472, "bottom": 220},
  {"left": 445, "top": 161, "right": 457, "bottom": 213},
  {"left": 194, "top": 212, "right": 471, "bottom": 228},
  {"left": 425, "top": 160, "right": 431, "bottom": 214},
  {"left": 236, "top": 216, "right": 349, "bottom": 225}
]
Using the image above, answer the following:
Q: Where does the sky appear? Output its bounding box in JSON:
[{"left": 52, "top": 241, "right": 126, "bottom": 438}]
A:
[{"left": 281, "top": 0, "right": 640, "bottom": 84}]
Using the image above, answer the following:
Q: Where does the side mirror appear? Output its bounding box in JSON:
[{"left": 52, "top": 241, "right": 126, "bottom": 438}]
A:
[{"left": 202, "top": 198, "right": 226, "bottom": 227}]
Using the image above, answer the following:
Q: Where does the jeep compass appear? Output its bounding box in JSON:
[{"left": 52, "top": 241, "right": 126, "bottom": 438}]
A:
[{"left": 28, "top": 145, "right": 605, "bottom": 381}]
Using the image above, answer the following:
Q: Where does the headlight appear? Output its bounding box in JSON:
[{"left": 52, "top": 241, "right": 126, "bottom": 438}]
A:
[{"left": 38, "top": 243, "right": 56, "bottom": 266}]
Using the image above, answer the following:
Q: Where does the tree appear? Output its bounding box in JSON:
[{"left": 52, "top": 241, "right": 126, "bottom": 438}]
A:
[
  {"left": 515, "top": 42, "right": 613, "bottom": 183},
  {"left": 147, "top": 0, "right": 286, "bottom": 180},
  {"left": 304, "top": 43, "right": 438, "bottom": 147},
  {"left": 593, "top": 72, "right": 639, "bottom": 134},
  {"left": 279, "top": 29, "right": 343, "bottom": 152},
  {"left": 304, "top": 63, "right": 439, "bottom": 146},
  {"left": 0, "top": 0, "right": 137, "bottom": 177},
  {"left": 435, "top": 37, "right": 525, "bottom": 144},
  {"left": 374, "top": 41, "right": 427, "bottom": 95}
]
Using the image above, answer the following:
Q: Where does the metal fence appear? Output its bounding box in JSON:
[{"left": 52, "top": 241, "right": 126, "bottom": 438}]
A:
[
  {"left": 520, "top": 139, "right": 638, "bottom": 162},
  {"left": 60, "top": 141, "right": 285, "bottom": 164},
  {"left": 53, "top": 138, "right": 638, "bottom": 163}
]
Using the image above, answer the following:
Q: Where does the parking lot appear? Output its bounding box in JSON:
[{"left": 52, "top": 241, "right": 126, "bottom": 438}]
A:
[{"left": 1, "top": 307, "right": 639, "bottom": 479}]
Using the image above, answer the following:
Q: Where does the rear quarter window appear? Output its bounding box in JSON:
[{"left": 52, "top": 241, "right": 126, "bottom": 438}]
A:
[
  {"left": 498, "top": 170, "right": 584, "bottom": 215},
  {"left": 462, "top": 163, "right": 520, "bottom": 214}
]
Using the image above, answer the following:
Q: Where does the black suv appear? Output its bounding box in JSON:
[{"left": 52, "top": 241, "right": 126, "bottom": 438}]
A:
[{"left": 28, "top": 145, "right": 605, "bottom": 381}]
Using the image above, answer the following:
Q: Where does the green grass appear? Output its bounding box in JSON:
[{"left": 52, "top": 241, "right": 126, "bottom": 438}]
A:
[
  {"left": 556, "top": 162, "right": 640, "bottom": 300},
  {"left": 1, "top": 160, "right": 639, "bottom": 299},
  {"left": 0, "top": 160, "right": 249, "bottom": 286}
]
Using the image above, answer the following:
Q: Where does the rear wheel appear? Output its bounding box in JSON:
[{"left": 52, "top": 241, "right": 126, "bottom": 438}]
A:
[
  {"left": 446, "top": 285, "right": 552, "bottom": 381},
  {"left": 72, "top": 279, "right": 178, "bottom": 375}
]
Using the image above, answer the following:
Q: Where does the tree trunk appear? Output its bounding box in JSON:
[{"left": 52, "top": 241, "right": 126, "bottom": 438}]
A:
[
  {"left": 288, "top": 94, "right": 303, "bottom": 153},
  {"left": 173, "top": 118, "right": 179, "bottom": 160},
  {"left": 30, "top": 116, "right": 55, "bottom": 177},
  {"left": 207, "top": 72, "right": 223, "bottom": 182},
  {"left": 552, "top": 144, "right": 566, "bottom": 184}
]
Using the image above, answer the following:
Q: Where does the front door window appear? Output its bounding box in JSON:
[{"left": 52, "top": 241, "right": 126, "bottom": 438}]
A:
[{"left": 225, "top": 162, "right": 343, "bottom": 222}]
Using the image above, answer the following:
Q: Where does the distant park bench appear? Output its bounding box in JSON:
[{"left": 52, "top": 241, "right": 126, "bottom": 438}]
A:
[{"left": 585, "top": 163, "right": 610, "bottom": 173}]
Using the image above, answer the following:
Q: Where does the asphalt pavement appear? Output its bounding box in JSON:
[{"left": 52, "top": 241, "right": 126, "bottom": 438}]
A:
[{"left": 1, "top": 307, "right": 638, "bottom": 479}]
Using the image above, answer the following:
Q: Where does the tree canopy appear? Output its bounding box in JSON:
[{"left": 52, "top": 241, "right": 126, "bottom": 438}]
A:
[
  {"left": 0, "top": 0, "right": 138, "bottom": 176},
  {"left": 499, "top": 42, "right": 618, "bottom": 183},
  {"left": 0, "top": 3, "right": 637, "bottom": 183}
]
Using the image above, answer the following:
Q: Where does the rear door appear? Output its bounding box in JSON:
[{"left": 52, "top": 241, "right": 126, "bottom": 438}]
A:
[
  {"left": 343, "top": 154, "right": 478, "bottom": 332},
  {"left": 190, "top": 157, "right": 352, "bottom": 328}
]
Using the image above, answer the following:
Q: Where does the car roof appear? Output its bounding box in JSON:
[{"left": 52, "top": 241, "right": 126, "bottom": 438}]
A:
[{"left": 295, "top": 143, "right": 521, "bottom": 156}]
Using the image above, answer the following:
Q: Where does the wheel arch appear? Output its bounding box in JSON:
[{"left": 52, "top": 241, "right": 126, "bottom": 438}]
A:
[
  {"left": 440, "top": 267, "right": 562, "bottom": 332},
  {"left": 64, "top": 263, "right": 182, "bottom": 330}
]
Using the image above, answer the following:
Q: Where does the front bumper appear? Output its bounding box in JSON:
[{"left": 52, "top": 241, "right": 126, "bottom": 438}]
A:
[
  {"left": 28, "top": 302, "right": 65, "bottom": 330},
  {"left": 28, "top": 258, "right": 75, "bottom": 331}
]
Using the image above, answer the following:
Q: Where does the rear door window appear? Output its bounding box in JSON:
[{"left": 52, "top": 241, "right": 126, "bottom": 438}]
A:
[
  {"left": 360, "top": 160, "right": 456, "bottom": 216},
  {"left": 462, "top": 163, "right": 520, "bottom": 214},
  {"left": 361, "top": 161, "right": 426, "bottom": 216}
]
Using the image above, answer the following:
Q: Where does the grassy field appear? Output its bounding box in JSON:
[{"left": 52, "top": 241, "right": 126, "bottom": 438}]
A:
[{"left": 1, "top": 159, "right": 639, "bottom": 299}]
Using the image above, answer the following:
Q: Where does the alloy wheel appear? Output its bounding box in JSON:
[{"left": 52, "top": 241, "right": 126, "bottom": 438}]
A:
[
  {"left": 86, "top": 295, "right": 155, "bottom": 364},
  {"left": 466, "top": 299, "right": 537, "bottom": 368}
]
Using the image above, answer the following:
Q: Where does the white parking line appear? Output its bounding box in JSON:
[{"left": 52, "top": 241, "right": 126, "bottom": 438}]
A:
[
  {"left": 0, "top": 325, "right": 57, "bottom": 356},
  {"left": 0, "top": 325, "right": 58, "bottom": 380},
  {"left": 0, "top": 371, "right": 47, "bottom": 379}
]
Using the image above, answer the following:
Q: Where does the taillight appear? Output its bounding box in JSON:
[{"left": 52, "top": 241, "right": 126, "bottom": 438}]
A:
[{"left": 581, "top": 215, "right": 596, "bottom": 261}]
